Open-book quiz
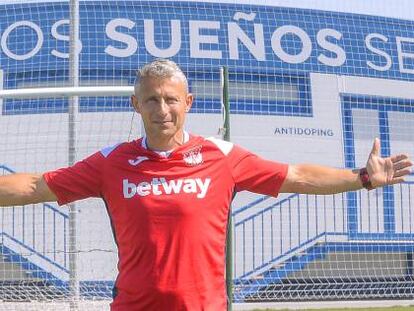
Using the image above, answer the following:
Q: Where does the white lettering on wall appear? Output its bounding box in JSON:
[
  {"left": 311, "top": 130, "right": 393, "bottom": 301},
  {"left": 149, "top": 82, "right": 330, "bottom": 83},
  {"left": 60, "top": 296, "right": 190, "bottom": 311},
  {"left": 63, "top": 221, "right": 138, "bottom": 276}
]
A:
[
  {"left": 104, "top": 18, "right": 138, "bottom": 58},
  {"left": 317, "top": 28, "right": 346, "bottom": 67},
  {"left": 396, "top": 36, "right": 414, "bottom": 74},
  {"left": 144, "top": 19, "right": 181, "bottom": 58},
  {"left": 271, "top": 25, "right": 312, "bottom": 64},
  {"left": 228, "top": 12, "right": 265, "bottom": 61},
  {"left": 1, "top": 21, "right": 43, "bottom": 61},
  {"left": 189, "top": 20, "right": 222, "bottom": 59},
  {"left": 51, "top": 19, "right": 83, "bottom": 59},
  {"left": 365, "top": 33, "right": 392, "bottom": 72},
  {"left": 0, "top": 13, "right": 413, "bottom": 78}
]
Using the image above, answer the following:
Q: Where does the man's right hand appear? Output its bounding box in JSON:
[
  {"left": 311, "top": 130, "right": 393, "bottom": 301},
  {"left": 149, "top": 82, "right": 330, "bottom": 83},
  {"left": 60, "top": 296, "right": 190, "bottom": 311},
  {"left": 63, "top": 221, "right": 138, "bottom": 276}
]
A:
[{"left": 0, "top": 174, "right": 57, "bottom": 207}]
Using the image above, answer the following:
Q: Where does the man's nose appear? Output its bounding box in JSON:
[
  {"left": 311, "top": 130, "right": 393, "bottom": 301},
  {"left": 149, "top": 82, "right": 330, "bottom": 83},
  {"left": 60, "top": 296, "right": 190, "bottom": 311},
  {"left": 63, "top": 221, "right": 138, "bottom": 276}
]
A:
[{"left": 157, "top": 98, "right": 169, "bottom": 115}]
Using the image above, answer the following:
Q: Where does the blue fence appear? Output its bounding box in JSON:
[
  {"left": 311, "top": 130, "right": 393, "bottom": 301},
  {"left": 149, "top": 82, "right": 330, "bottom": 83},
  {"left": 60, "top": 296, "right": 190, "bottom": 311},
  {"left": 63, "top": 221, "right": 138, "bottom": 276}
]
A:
[
  {"left": 0, "top": 165, "right": 69, "bottom": 278},
  {"left": 233, "top": 180, "right": 414, "bottom": 280}
]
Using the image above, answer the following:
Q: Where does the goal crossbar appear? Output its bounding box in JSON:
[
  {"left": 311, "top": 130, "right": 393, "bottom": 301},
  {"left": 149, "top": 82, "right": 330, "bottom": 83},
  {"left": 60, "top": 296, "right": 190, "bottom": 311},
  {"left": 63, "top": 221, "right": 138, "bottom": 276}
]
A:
[{"left": 0, "top": 86, "right": 134, "bottom": 99}]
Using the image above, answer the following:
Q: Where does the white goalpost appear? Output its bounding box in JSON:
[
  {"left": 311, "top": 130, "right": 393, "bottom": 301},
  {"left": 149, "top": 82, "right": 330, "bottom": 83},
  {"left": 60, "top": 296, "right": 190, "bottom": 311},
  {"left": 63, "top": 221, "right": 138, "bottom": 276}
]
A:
[
  {"left": 0, "top": 86, "right": 134, "bottom": 99},
  {"left": 0, "top": 1, "right": 413, "bottom": 311}
]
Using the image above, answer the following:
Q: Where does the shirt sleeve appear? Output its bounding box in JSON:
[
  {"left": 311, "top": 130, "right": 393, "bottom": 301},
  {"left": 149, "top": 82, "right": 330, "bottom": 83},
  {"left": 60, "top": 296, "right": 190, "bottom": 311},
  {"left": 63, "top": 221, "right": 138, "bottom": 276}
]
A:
[
  {"left": 227, "top": 145, "right": 288, "bottom": 197},
  {"left": 43, "top": 152, "right": 104, "bottom": 206}
]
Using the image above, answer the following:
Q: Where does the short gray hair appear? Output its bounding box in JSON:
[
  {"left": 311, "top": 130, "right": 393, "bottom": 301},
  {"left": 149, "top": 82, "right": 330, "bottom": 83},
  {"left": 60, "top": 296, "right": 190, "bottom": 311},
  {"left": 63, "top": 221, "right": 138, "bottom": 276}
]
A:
[{"left": 135, "top": 59, "right": 188, "bottom": 93}]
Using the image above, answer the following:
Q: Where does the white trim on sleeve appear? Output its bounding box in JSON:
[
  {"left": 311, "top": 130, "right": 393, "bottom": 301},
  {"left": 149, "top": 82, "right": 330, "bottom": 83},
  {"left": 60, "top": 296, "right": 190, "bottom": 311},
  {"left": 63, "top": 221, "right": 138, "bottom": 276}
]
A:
[
  {"left": 205, "top": 137, "right": 234, "bottom": 156},
  {"left": 100, "top": 143, "right": 122, "bottom": 158}
]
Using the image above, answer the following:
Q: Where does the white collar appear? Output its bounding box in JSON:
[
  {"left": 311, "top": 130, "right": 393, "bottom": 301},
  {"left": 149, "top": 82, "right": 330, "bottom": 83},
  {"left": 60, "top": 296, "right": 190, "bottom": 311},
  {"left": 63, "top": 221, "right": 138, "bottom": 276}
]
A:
[{"left": 141, "top": 131, "right": 189, "bottom": 157}]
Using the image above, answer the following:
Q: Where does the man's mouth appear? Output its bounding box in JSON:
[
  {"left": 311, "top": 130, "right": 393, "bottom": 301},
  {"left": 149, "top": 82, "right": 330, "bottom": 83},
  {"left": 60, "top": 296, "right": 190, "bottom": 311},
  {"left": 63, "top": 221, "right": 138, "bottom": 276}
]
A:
[{"left": 154, "top": 120, "right": 173, "bottom": 125}]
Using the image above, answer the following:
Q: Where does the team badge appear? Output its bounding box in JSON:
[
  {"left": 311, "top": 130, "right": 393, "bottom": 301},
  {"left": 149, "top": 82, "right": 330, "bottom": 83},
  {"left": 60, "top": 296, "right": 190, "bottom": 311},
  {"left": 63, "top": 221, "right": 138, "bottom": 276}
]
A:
[{"left": 183, "top": 146, "right": 203, "bottom": 166}]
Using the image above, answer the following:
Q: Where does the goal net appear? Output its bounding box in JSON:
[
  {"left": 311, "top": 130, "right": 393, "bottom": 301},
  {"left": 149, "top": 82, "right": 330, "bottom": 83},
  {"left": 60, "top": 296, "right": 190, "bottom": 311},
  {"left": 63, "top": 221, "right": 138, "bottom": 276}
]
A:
[{"left": 0, "top": 0, "right": 413, "bottom": 310}]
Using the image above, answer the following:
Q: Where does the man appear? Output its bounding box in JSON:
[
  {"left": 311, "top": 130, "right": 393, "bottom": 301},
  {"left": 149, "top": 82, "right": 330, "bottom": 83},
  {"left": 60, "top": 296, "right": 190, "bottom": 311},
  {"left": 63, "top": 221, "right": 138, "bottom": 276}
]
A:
[{"left": 0, "top": 59, "right": 412, "bottom": 310}]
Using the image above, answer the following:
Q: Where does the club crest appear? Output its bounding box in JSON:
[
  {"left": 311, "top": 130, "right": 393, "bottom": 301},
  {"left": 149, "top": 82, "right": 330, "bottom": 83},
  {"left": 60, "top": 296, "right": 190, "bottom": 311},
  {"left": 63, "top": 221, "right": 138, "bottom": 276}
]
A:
[{"left": 183, "top": 146, "right": 203, "bottom": 166}]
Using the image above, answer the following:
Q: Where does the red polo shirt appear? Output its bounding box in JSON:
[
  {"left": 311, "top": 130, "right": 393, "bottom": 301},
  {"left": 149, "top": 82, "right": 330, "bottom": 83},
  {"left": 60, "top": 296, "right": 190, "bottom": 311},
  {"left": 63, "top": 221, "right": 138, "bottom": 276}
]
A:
[{"left": 44, "top": 134, "right": 288, "bottom": 311}]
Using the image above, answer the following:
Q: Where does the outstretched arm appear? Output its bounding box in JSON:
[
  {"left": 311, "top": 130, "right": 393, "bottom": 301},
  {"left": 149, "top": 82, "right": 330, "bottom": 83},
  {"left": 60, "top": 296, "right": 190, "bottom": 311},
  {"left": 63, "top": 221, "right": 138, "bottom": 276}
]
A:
[
  {"left": 280, "top": 138, "right": 412, "bottom": 195},
  {"left": 0, "top": 174, "right": 57, "bottom": 206}
]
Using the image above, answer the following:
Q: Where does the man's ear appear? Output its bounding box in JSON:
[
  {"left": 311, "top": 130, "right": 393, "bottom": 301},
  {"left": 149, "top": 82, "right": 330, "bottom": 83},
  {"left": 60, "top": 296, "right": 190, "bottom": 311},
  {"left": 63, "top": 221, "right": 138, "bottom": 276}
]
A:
[
  {"left": 185, "top": 93, "right": 194, "bottom": 112},
  {"left": 131, "top": 95, "right": 140, "bottom": 114}
]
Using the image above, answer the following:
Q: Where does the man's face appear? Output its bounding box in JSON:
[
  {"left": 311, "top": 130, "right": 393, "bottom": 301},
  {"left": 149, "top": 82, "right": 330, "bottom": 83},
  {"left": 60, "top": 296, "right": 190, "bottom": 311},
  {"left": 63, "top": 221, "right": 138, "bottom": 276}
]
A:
[{"left": 131, "top": 76, "right": 193, "bottom": 140}]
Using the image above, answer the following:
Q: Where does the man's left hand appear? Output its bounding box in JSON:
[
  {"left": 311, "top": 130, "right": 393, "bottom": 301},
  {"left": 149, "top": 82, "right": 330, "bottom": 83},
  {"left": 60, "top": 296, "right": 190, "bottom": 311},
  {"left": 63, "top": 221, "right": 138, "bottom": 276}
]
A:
[{"left": 366, "top": 138, "right": 413, "bottom": 188}]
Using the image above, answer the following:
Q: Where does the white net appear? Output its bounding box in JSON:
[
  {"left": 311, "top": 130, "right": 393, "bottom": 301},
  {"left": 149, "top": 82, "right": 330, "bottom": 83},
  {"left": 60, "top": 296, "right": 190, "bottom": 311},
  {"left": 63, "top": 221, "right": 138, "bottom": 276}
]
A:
[{"left": 0, "top": 0, "right": 413, "bottom": 310}]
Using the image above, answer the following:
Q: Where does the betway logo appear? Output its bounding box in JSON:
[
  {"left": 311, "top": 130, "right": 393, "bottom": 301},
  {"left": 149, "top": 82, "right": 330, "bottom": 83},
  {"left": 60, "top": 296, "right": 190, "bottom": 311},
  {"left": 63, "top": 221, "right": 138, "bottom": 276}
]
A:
[{"left": 123, "top": 178, "right": 211, "bottom": 199}]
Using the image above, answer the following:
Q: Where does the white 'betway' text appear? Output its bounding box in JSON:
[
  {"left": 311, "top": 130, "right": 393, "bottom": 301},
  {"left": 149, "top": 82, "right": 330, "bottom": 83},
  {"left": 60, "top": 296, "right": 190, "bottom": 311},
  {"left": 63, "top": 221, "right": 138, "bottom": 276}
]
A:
[{"left": 123, "top": 178, "right": 211, "bottom": 199}]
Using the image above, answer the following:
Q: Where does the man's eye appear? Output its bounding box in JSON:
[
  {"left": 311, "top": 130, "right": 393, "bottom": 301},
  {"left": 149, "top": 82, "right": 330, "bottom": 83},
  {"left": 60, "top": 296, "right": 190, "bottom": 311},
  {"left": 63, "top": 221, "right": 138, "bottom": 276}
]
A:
[
  {"left": 146, "top": 99, "right": 158, "bottom": 104},
  {"left": 167, "top": 98, "right": 179, "bottom": 104}
]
